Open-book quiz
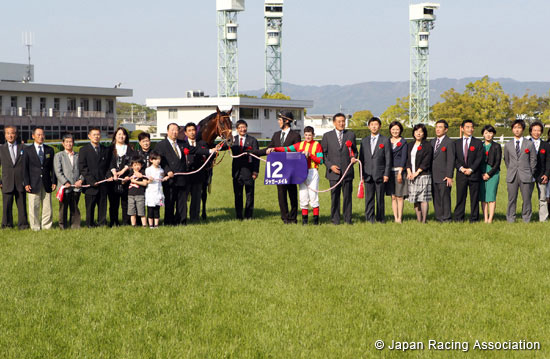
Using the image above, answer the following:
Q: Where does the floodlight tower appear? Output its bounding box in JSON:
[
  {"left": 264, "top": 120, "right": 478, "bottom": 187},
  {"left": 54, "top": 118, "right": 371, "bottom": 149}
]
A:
[
  {"left": 264, "top": 0, "right": 283, "bottom": 94},
  {"left": 409, "top": 3, "right": 439, "bottom": 126},
  {"left": 217, "top": 0, "right": 245, "bottom": 97}
]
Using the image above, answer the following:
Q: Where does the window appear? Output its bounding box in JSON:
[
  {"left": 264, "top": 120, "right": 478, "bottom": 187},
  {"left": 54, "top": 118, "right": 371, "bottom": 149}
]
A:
[
  {"left": 80, "top": 98, "right": 89, "bottom": 111},
  {"left": 25, "top": 97, "right": 32, "bottom": 110},
  {"left": 94, "top": 99, "right": 102, "bottom": 112},
  {"left": 168, "top": 109, "right": 178, "bottom": 120},
  {"left": 106, "top": 100, "right": 114, "bottom": 114},
  {"left": 40, "top": 97, "right": 46, "bottom": 115},
  {"left": 264, "top": 109, "right": 270, "bottom": 119},
  {"left": 240, "top": 107, "right": 259, "bottom": 120},
  {"left": 0, "top": 96, "right": 2, "bottom": 115},
  {"left": 67, "top": 98, "right": 77, "bottom": 112},
  {"left": 54, "top": 98, "right": 60, "bottom": 113},
  {"left": 10, "top": 96, "right": 17, "bottom": 115}
]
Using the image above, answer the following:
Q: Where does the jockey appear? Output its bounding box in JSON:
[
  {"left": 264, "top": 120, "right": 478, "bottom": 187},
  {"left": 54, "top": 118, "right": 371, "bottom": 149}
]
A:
[{"left": 274, "top": 126, "right": 323, "bottom": 225}]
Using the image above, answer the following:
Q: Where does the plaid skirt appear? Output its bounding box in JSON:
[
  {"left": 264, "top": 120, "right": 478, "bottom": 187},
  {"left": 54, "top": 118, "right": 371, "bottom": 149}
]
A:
[{"left": 407, "top": 175, "right": 432, "bottom": 203}]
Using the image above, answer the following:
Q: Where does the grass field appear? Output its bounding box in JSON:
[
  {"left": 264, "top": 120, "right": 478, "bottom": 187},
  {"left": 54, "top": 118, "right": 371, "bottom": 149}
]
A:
[{"left": 1, "top": 157, "right": 549, "bottom": 358}]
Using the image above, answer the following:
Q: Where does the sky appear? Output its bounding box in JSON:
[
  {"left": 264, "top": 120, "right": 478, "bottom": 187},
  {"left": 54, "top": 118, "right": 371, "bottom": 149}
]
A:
[{"left": 1, "top": 0, "right": 549, "bottom": 104}]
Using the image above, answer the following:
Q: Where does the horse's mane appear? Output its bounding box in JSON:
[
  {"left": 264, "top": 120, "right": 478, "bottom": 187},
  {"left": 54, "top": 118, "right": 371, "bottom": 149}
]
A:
[{"left": 197, "top": 111, "right": 230, "bottom": 141}]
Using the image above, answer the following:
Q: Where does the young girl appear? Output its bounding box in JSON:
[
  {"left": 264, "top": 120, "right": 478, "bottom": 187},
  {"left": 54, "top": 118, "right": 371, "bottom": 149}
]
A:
[{"left": 145, "top": 152, "right": 168, "bottom": 228}]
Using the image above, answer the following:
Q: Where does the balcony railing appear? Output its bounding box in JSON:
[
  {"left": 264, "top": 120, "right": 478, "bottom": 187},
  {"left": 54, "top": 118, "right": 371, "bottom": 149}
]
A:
[{"left": 0, "top": 108, "right": 115, "bottom": 118}]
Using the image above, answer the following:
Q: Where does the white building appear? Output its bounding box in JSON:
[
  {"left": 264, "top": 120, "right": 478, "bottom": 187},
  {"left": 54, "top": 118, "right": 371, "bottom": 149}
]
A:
[
  {"left": 146, "top": 96, "right": 313, "bottom": 139},
  {"left": 0, "top": 62, "right": 133, "bottom": 141}
]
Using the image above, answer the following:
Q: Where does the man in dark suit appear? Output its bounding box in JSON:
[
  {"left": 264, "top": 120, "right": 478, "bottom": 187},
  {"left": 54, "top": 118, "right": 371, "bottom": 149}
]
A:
[
  {"left": 22, "top": 127, "right": 57, "bottom": 231},
  {"left": 0, "top": 125, "right": 29, "bottom": 229},
  {"left": 256, "top": 111, "right": 301, "bottom": 224},
  {"left": 155, "top": 123, "right": 216, "bottom": 225},
  {"left": 529, "top": 121, "right": 550, "bottom": 222},
  {"left": 358, "top": 117, "right": 391, "bottom": 223},
  {"left": 453, "top": 119, "right": 484, "bottom": 222},
  {"left": 78, "top": 127, "right": 112, "bottom": 227},
  {"left": 182, "top": 122, "right": 211, "bottom": 223},
  {"left": 321, "top": 113, "right": 358, "bottom": 225},
  {"left": 227, "top": 120, "right": 260, "bottom": 220},
  {"left": 431, "top": 120, "right": 455, "bottom": 223}
]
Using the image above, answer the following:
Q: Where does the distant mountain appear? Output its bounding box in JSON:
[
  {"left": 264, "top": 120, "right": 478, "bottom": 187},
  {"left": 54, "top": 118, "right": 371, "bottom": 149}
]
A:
[{"left": 244, "top": 78, "right": 550, "bottom": 115}]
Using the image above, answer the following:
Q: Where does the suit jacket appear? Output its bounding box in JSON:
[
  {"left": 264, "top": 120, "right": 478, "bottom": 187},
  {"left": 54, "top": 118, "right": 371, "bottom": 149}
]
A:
[
  {"left": 22, "top": 144, "right": 56, "bottom": 194},
  {"left": 256, "top": 129, "right": 301, "bottom": 156},
  {"left": 54, "top": 151, "right": 83, "bottom": 193},
  {"left": 108, "top": 145, "right": 136, "bottom": 174},
  {"left": 183, "top": 139, "right": 210, "bottom": 183},
  {"left": 406, "top": 141, "right": 433, "bottom": 176},
  {"left": 484, "top": 140, "right": 502, "bottom": 178},
  {"left": 391, "top": 138, "right": 408, "bottom": 169},
  {"left": 230, "top": 135, "right": 260, "bottom": 183},
  {"left": 454, "top": 137, "right": 484, "bottom": 181},
  {"left": 504, "top": 138, "right": 537, "bottom": 183},
  {"left": 533, "top": 140, "right": 550, "bottom": 182},
  {"left": 359, "top": 134, "right": 392, "bottom": 182},
  {"left": 430, "top": 135, "right": 455, "bottom": 183},
  {"left": 78, "top": 143, "right": 112, "bottom": 195},
  {"left": 321, "top": 129, "right": 358, "bottom": 182},
  {"left": 0, "top": 142, "right": 25, "bottom": 193},
  {"left": 155, "top": 138, "right": 209, "bottom": 187}
]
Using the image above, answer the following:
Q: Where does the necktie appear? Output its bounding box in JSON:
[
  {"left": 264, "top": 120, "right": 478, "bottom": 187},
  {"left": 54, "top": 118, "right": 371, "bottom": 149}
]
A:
[
  {"left": 38, "top": 145, "right": 44, "bottom": 165},
  {"left": 280, "top": 132, "right": 286, "bottom": 145},
  {"left": 94, "top": 145, "right": 99, "bottom": 156},
  {"left": 337, "top": 131, "right": 342, "bottom": 147},
  {"left": 516, "top": 140, "right": 520, "bottom": 157},
  {"left": 463, "top": 138, "right": 468, "bottom": 164},
  {"left": 172, "top": 141, "right": 180, "bottom": 159},
  {"left": 434, "top": 138, "right": 441, "bottom": 153},
  {"left": 10, "top": 144, "right": 16, "bottom": 165},
  {"left": 240, "top": 137, "right": 244, "bottom": 150}
]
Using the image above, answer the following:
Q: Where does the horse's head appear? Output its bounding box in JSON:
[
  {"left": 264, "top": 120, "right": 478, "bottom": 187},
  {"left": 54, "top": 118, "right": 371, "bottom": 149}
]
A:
[{"left": 216, "top": 107, "right": 234, "bottom": 146}]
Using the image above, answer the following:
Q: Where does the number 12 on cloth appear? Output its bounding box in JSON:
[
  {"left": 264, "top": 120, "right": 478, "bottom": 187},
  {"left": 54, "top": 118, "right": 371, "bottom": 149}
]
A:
[{"left": 264, "top": 152, "right": 308, "bottom": 185}]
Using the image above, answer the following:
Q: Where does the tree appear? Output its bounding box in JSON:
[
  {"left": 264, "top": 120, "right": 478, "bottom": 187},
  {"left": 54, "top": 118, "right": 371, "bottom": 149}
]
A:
[
  {"left": 349, "top": 110, "right": 373, "bottom": 127},
  {"left": 261, "top": 92, "right": 291, "bottom": 100},
  {"left": 381, "top": 96, "right": 409, "bottom": 125},
  {"left": 541, "top": 90, "right": 550, "bottom": 125},
  {"left": 432, "top": 76, "right": 512, "bottom": 127}
]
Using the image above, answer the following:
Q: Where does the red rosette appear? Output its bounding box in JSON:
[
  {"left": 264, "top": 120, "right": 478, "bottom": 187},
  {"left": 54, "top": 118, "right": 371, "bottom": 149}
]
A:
[
  {"left": 417, "top": 146, "right": 423, "bottom": 151},
  {"left": 469, "top": 146, "right": 475, "bottom": 152},
  {"left": 183, "top": 148, "right": 190, "bottom": 156},
  {"left": 345, "top": 140, "right": 353, "bottom": 157},
  {"left": 525, "top": 149, "right": 530, "bottom": 154},
  {"left": 441, "top": 146, "right": 446, "bottom": 152},
  {"left": 485, "top": 151, "right": 489, "bottom": 156},
  {"left": 542, "top": 149, "right": 547, "bottom": 154},
  {"left": 396, "top": 141, "right": 402, "bottom": 147},
  {"left": 379, "top": 143, "right": 384, "bottom": 149},
  {"left": 246, "top": 146, "right": 253, "bottom": 150},
  {"left": 345, "top": 140, "right": 352, "bottom": 148}
]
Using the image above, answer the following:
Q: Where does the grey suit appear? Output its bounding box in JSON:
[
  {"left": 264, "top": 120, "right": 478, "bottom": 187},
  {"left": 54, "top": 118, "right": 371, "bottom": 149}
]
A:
[
  {"left": 0, "top": 142, "right": 28, "bottom": 229},
  {"left": 321, "top": 129, "right": 358, "bottom": 224},
  {"left": 504, "top": 138, "right": 537, "bottom": 223},
  {"left": 430, "top": 135, "right": 455, "bottom": 222},
  {"left": 54, "top": 151, "right": 83, "bottom": 229}
]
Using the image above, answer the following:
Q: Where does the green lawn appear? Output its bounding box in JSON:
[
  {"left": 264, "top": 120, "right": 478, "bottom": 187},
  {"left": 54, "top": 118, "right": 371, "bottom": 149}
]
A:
[{"left": 0, "top": 158, "right": 549, "bottom": 358}]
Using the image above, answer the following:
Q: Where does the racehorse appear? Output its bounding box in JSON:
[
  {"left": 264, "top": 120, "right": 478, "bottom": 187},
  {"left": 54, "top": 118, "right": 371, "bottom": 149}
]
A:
[{"left": 196, "top": 107, "right": 234, "bottom": 219}]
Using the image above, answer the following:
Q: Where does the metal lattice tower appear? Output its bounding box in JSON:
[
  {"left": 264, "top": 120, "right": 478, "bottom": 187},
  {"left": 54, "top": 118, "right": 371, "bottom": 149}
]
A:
[
  {"left": 217, "top": 1, "right": 245, "bottom": 97},
  {"left": 264, "top": 1, "right": 283, "bottom": 94},
  {"left": 409, "top": 3, "right": 439, "bottom": 126}
]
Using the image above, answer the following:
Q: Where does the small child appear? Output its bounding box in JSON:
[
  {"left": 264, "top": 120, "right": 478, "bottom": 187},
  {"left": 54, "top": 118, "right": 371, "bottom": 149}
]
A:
[
  {"left": 145, "top": 152, "right": 168, "bottom": 228},
  {"left": 124, "top": 156, "right": 148, "bottom": 227},
  {"left": 274, "top": 126, "right": 323, "bottom": 225}
]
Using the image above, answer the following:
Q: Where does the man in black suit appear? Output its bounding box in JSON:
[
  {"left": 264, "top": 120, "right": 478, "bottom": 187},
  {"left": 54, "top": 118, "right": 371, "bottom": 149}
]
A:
[
  {"left": 78, "top": 127, "right": 112, "bottom": 227},
  {"left": 358, "top": 117, "right": 391, "bottom": 223},
  {"left": 321, "top": 113, "right": 358, "bottom": 225},
  {"left": 22, "top": 127, "right": 57, "bottom": 231},
  {"left": 453, "top": 119, "right": 484, "bottom": 222},
  {"left": 256, "top": 111, "right": 301, "bottom": 224},
  {"left": 0, "top": 125, "right": 29, "bottom": 229},
  {"left": 182, "top": 122, "right": 211, "bottom": 223},
  {"left": 155, "top": 123, "right": 216, "bottom": 225},
  {"left": 227, "top": 119, "right": 260, "bottom": 220},
  {"left": 529, "top": 121, "right": 550, "bottom": 222},
  {"left": 431, "top": 120, "right": 455, "bottom": 223}
]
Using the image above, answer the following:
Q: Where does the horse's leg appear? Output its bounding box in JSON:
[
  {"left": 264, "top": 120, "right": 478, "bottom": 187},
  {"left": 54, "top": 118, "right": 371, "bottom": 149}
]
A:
[{"left": 201, "top": 182, "right": 208, "bottom": 220}]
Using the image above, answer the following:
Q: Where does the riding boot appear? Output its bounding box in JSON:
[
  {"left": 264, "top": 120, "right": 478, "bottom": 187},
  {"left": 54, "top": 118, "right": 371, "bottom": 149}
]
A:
[
  {"left": 313, "top": 215, "right": 319, "bottom": 225},
  {"left": 302, "top": 214, "right": 308, "bottom": 226}
]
